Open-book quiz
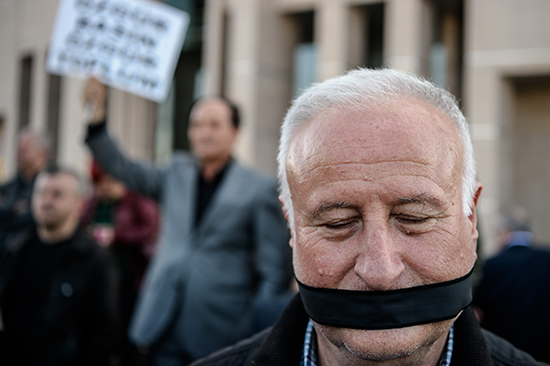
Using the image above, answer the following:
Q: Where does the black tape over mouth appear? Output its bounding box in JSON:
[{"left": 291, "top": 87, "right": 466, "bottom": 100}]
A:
[{"left": 298, "top": 268, "right": 474, "bottom": 330}]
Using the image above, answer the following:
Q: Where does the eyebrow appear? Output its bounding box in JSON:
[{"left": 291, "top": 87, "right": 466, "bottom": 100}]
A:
[
  {"left": 311, "top": 201, "right": 356, "bottom": 218},
  {"left": 310, "top": 193, "right": 443, "bottom": 218},
  {"left": 395, "top": 193, "right": 443, "bottom": 210}
]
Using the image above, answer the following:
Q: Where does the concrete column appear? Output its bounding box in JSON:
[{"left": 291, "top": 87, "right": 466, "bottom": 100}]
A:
[
  {"left": 384, "top": 0, "right": 424, "bottom": 73},
  {"left": 0, "top": 0, "right": 18, "bottom": 179},
  {"left": 317, "top": 0, "right": 348, "bottom": 80},
  {"left": 203, "top": 0, "right": 226, "bottom": 95},
  {"left": 57, "top": 77, "right": 89, "bottom": 174},
  {"left": 108, "top": 90, "right": 157, "bottom": 161},
  {"left": 31, "top": 46, "right": 47, "bottom": 132},
  {"left": 223, "top": 0, "right": 261, "bottom": 165},
  {"left": 464, "top": 66, "right": 501, "bottom": 256},
  {"left": 213, "top": 0, "right": 295, "bottom": 174}
]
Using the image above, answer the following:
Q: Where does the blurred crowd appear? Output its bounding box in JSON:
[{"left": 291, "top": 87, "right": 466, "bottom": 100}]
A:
[
  {"left": 0, "top": 79, "right": 293, "bottom": 366},
  {"left": 0, "top": 72, "right": 549, "bottom": 366}
]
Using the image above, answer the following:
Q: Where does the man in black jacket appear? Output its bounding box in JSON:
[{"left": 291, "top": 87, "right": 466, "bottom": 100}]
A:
[
  {"left": 192, "top": 68, "right": 547, "bottom": 366},
  {"left": 0, "top": 166, "right": 117, "bottom": 366},
  {"left": 474, "top": 210, "right": 550, "bottom": 363}
]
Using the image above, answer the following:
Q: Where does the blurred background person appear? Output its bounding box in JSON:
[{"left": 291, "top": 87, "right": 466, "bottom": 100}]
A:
[
  {"left": 473, "top": 207, "right": 550, "bottom": 363},
  {"left": 83, "top": 79, "right": 292, "bottom": 365},
  {"left": 0, "top": 165, "right": 117, "bottom": 366},
  {"left": 0, "top": 127, "right": 50, "bottom": 246},
  {"left": 81, "top": 160, "right": 159, "bottom": 366}
]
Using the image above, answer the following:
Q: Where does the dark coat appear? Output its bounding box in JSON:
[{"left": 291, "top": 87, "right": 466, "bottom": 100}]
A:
[
  {"left": 473, "top": 245, "right": 550, "bottom": 363},
  {"left": 0, "top": 174, "right": 35, "bottom": 245},
  {"left": 191, "top": 294, "right": 547, "bottom": 366},
  {"left": 0, "top": 227, "right": 118, "bottom": 366}
]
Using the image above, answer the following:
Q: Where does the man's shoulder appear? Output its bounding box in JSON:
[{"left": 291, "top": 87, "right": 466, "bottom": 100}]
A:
[
  {"left": 167, "top": 152, "right": 199, "bottom": 172},
  {"left": 232, "top": 162, "right": 278, "bottom": 188},
  {"left": 0, "top": 175, "right": 22, "bottom": 195},
  {"left": 68, "top": 229, "right": 111, "bottom": 261},
  {"left": 171, "top": 151, "right": 194, "bottom": 162},
  {"left": 1, "top": 228, "right": 33, "bottom": 253},
  {"left": 191, "top": 328, "right": 270, "bottom": 366},
  {"left": 483, "top": 329, "right": 548, "bottom": 366},
  {"left": 0, "top": 176, "right": 18, "bottom": 188}
]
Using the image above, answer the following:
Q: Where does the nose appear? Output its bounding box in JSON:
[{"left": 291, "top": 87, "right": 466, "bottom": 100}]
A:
[{"left": 353, "top": 223, "right": 405, "bottom": 291}]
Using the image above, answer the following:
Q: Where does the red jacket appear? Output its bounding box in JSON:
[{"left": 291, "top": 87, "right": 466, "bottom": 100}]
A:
[{"left": 81, "top": 190, "right": 159, "bottom": 287}]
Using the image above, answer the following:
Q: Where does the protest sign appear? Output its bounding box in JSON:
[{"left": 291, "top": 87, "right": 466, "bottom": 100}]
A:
[{"left": 46, "top": 0, "right": 189, "bottom": 103}]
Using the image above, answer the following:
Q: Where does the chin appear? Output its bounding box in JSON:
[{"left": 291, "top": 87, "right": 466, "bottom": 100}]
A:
[
  {"left": 314, "top": 319, "right": 452, "bottom": 363},
  {"left": 36, "top": 219, "right": 59, "bottom": 230}
]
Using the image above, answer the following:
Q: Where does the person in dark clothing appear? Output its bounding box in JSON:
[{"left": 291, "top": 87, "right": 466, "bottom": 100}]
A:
[
  {"left": 191, "top": 68, "right": 548, "bottom": 366},
  {"left": 0, "top": 165, "right": 117, "bottom": 366},
  {"left": 473, "top": 210, "right": 550, "bottom": 363},
  {"left": 81, "top": 160, "right": 159, "bottom": 366},
  {"left": 0, "top": 127, "right": 50, "bottom": 245}
]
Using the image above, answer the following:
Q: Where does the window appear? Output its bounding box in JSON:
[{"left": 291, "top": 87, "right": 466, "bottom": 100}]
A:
[
  {"left": 19, "top": 56, "right": 33, "bottom": 129},
  {"left": 292, "top": 11, "right": 316, "bottom": 97},
  {"left": 348, "top": 3, "right": 385, "bottom": 70},
  {"left": 47, "top": 74, "right": 62, "bottom": 162},
  {"left": 426, "top": 0, "right": 463, "bottom": 99}
]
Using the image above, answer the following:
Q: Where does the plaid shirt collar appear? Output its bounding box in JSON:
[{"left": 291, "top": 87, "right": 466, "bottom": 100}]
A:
[{"left": 300, "top": 320, "right": 454, "bottom": 366}]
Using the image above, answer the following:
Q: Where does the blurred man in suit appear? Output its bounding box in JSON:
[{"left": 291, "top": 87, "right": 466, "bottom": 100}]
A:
[{"left": 84, "top": 80, "right": 292, "bottom": 365}]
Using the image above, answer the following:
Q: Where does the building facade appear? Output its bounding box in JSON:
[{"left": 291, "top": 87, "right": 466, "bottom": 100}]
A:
[{"left": 1, "top": 0, "right": 550, "bottom": 255}]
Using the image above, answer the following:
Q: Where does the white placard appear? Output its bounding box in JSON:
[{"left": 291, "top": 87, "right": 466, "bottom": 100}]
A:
[{"left": 46, "top": 0, "right": 189, "bottom": 103}]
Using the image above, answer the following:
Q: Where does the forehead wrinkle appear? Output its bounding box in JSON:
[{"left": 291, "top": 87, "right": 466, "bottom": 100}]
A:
[
  {"left": 295, "top": 160, "right": 437, "bottom": 185},
  {"left": 295, "top": 139, "right": 429, "bottom": 162}
]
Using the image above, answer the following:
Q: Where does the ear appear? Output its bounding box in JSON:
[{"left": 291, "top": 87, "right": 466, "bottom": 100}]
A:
[
  {"left": 279, "top": 195, "right": 296, "bottom": 248},
  {"left": 467, "top": 182, "right": 483, "bottom": 240},
  {"left": 278, "top": 195, "right": 290, "bottom": 222}
]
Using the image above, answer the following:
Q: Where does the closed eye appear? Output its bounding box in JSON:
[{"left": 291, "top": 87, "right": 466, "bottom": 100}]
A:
[
  {"left": 393, "top": 215, "right": 436, "bottom": 235},
  {"left": 319, "top": 218, "right": 361, "bottom": 241},
  {"left": 325, "top": 220, "right": 355, "bottom": 229},
  {"left": 396, "top": 215, "right": 430, "bottom": 224}
]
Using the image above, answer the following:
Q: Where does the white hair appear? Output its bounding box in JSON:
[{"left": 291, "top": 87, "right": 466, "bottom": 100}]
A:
[{"left": 277, "top": 68, "right": 477, "bottom": 228}]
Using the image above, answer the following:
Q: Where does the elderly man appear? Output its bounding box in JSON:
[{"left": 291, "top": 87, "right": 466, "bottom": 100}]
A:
[
  {"left": 84, "top": 79, "right": 291, "bottom": 364},
  {"left": 0, "top": 166, "right": 117, "bottom": 366},
  {"left": 0, "top": 128, "right": 50, "bottom": 245},
  {"left": 192, "top": 68, "right": 546, "bottom": 366}
]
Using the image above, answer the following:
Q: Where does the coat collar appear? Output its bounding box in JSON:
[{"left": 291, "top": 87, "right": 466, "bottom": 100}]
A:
[{"left": 194, "top": 160, "right": 242, "bottom": 236}]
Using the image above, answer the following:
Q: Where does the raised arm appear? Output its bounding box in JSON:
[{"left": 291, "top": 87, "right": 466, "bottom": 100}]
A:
[{"left": 83, "top": 79, "right": 164, "bottom": 200}]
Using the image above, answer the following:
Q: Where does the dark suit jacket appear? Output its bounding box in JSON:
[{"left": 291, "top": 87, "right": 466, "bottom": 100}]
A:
[
  {"left": 86, "top": 123, "right": 291, "bottom": 360},
  {"left": 473, "top": 245, "right": 550, "bottom": 363}
]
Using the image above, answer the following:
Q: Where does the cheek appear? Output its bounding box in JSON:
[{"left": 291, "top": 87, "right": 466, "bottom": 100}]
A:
[
  {"left": 406, "top": 223, "right": 476, "bottom": 281},
  {"left": 293, "top": 229, "right": 357, "bottom": 287},
  {"left": 32, "top": 199, "right": 41, "bottom": 214}
]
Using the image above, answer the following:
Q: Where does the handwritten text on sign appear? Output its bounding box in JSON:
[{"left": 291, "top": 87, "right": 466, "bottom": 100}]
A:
[{"left": 46, "top": 0, "right": 189, "bottom": 103}]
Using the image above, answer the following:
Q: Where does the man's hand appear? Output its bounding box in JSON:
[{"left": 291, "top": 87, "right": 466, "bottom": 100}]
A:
[{"left": 84, "top": 78, "right": 107, "bottom": 124}]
